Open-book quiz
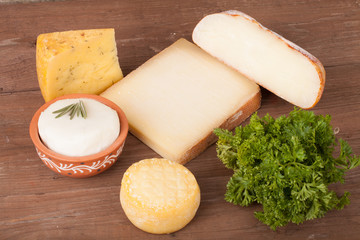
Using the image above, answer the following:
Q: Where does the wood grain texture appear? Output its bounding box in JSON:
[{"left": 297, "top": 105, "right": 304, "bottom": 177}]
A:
[{"left": 0, "top": 0, "right": 359, "bottom": 239}]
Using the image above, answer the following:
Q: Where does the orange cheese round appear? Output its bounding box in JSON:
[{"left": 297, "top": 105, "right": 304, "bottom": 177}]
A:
[{"left": 120, "top": 158, "right": 200, "bottom": 234}]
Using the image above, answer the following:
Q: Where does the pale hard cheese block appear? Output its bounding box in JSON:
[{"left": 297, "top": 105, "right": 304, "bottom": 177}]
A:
[
  {"left": 120, "top": 158, "right": 200, "bottom": 234},
  {"left": 193, "top": 11, "right": 325, "bottom": 109},
  {"left": 38, "top": 98, "right": 120, "bottom": 156},
  {"left": 36, "top": 29, "right": 123, "bottom": 102},
  {"left": 101, "top": 38, "right": 261, "bottom": 164}
]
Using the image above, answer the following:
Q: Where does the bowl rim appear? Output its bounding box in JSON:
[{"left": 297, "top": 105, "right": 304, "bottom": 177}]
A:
[{"left": 29, "top": 93, "right": 128, "bottom": 163}]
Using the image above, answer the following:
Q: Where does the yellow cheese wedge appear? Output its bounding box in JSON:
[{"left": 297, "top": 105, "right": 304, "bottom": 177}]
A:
[
  {"left": 120, "top": 158, "right": 200, "bottom": 234},
  {"left": 36, "top": 29, "right": 123, "bottom": 102},
  {"left": 101, "top": 38, "right": 261, "bottom": 164}
]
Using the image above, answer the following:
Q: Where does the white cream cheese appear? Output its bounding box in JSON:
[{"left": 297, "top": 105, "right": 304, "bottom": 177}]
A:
[{"left": 38, "top": 98, "right": 120, "bottom": 157}]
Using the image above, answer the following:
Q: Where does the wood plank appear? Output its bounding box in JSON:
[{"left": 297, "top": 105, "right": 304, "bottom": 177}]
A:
[
  {"left": 1, "top": 0, "right": 359, "bottom": 93},
  {"left": 1, "top": 0, "right": 360, "bottom": 239}
]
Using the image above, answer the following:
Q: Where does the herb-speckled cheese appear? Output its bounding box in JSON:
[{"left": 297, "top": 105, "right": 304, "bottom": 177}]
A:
[
  {"left": 36, "top": 29, "right": 123, "bottom": 102},
  {"left": 120, "top": 158, "right": 201, "bottom": 234},
  {"left": 38, "top": 98, "right": 120, "bottom": 157}
]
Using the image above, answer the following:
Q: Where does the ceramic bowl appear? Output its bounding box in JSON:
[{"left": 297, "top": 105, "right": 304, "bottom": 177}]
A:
[{"left": 29, "top": 94, "right": 128, "bottom": 178}]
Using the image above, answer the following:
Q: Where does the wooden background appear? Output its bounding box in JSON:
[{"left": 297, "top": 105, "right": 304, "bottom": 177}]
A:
[{"left": 1, "top": 0, "right": 360, "bottom": 239}]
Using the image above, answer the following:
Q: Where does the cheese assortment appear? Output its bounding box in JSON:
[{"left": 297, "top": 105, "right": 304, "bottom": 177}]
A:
[
  {"left": 120, "top": 158, "right": 200, "bottom": 234},
  {"left": 101, "top": 38, "right": 261, "bottom": 164},
  {"left": 193, "top": 10, "right": 325, "bottom": 109},
  {"left": 30, "top": 9, "right": 331, "bottom": 233},
  {"left": 36, "top": 29, "right": 123, "bottom": 102}
]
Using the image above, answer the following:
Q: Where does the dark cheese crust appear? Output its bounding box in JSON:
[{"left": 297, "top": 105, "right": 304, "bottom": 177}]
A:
[{"left": 178, "top": 90, "right": 261, "bottom": 165}]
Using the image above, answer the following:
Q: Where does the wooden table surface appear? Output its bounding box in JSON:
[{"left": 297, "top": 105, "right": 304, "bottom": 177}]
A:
[{"left": 1, "top": 0, "right": 360, "bottom": 239}]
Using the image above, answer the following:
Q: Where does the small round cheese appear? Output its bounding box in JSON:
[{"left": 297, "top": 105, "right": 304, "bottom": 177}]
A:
[
  {"left": 38, "top": 98, "right": 120, "bottom": 157},
  {"left": 120, "top": 158, "right": 200, "bottom": 234}
]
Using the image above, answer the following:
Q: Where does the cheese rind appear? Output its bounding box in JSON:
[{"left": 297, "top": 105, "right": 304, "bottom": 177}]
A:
[
  {"left": 193, "top": 11, "right": 325, "bottom": 109},
  {"left": 120, "top": 158, "right": 200, "bottom": 234},
  {"left": 101, "top": 38, "right": 260, "bottom": 164},
  {"left": 36, "top": 29, "right": 123, "bottom": 102}
]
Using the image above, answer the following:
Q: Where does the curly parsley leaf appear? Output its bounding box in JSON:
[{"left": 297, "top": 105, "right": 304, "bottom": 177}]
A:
[{"left": 214, "top": 107, "right": 359, "bottom": 230}]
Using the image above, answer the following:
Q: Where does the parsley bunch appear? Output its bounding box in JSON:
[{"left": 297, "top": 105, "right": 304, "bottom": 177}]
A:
[{"left": 214, "top": 108, "right": 360, "bottom": 230}]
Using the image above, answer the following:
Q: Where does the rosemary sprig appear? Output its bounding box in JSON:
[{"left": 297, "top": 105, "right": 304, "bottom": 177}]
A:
[{"left": 53, "top": 100, "right": 87, "bottom": 119}]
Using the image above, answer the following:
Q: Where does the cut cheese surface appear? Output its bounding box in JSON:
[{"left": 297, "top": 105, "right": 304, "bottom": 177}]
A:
[
  {"left": 36, "top": 29, "right": 123, "bottom": 102},
  {"left": 193, "top": 11, "right": 325, "bottom": 109},
  {"left": 101, "top": 38, "right": 260, "bottom": 164},
  {"left": 120, "top": 158, "right": 200, "bottom": 234},
  {"left": 38, "top": 98, "right": 120, "bottom": 156}
]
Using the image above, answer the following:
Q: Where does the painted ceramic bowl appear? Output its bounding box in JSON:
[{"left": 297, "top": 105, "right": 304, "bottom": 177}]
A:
[{"left": 29, "top": 94, "right": 128, "bottom": 178}]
